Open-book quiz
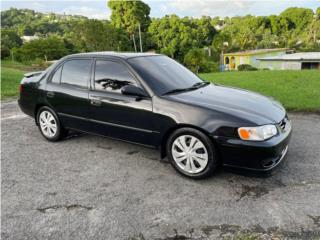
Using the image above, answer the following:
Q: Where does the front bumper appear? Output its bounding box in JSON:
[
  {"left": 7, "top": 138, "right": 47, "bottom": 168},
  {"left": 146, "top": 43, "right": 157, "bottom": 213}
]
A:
[{"left": 212, "top": 124, "right": 292, "bottom": 173}]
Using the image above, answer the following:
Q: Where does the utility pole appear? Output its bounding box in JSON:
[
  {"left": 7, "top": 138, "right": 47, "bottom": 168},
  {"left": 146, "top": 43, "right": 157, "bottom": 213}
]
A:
[
  {"left": 132, "top": 34, "right": 137, "bottom": 52},
  {"left": 220, "top": 50, "right": 223, "bottom": 72},
  {"left": 138, "top": 23, "right": 143, "bottom": 52},
  {"left": 221, "top": 41, "right": 229, "bottom": 71}
]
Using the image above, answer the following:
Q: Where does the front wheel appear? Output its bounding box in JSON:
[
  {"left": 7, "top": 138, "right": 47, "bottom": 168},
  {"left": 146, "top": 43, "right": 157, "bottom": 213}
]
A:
[
  {"left": 166, "top": 128, "right": 218, "bottom": 179},
  {"left": 37, "top": 106, "right": 66, "bottom": 141}
]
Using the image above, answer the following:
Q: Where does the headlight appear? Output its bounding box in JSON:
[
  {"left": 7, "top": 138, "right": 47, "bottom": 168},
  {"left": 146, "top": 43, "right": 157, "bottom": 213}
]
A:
[{"left": 238, "top": 124, "right": 278, "bottom": 141}]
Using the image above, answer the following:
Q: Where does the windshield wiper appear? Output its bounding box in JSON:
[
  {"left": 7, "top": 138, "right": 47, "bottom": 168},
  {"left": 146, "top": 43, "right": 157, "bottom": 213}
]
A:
[
  {"left": 191, "top": 81, "right": 210, "bottom": 88},
  {"left": 163, "top": 88, "right": 191, "bottom": 95},
  {"left": 163, "top": 82, "right": 210, "bottom": 95}
]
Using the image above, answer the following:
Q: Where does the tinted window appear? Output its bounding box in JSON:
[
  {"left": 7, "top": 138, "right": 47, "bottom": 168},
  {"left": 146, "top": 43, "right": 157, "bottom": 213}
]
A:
[
  {"left": 61, "top": 59, "right": 91, "bottom": 88},
  {"left": 51, "top": 66, "right": 62, "bottom": 84},
  {"left": 128, "top": 56, "right": 203, "bottom": 95},
  {"left": 94, "top": 60, "right": 136, "bottom": 92}
]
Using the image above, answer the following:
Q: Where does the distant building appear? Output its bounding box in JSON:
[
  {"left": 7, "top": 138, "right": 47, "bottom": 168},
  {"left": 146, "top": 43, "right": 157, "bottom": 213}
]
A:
[
  {"left": 21, "top": 35, "right": 39, "bottom": 43},
  {"left": 214, "top": 24, "right": 225, "bottom": 30},
  {"left": 257, "top": 52, "right": 320, "bottom": 70},
  {"left": 223, "top": 48, "right": 291, "bottom": 70}
]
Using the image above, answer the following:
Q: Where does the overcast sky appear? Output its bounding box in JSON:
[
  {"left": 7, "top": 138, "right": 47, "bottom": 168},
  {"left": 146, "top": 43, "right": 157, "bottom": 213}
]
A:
[{"left": 1, "top": 0, "right": 319, "bottom": 19}]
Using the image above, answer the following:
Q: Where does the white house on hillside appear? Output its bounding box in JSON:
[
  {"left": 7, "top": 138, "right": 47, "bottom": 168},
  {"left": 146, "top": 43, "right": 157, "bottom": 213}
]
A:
[
  {"left": 258, "top": 52, "right": 320, "bottom": 70},
  {"left": 21, "top": 35, "right": 39, "bottom": 43}
]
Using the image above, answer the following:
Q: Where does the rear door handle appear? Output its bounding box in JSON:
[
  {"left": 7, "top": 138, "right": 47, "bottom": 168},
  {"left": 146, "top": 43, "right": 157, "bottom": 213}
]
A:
[
  {"left": 90, "top": 98, "right": 102, "bottom": 106},
  {"left": 47, "top": 92, "right": 55, "bottom": 98}
]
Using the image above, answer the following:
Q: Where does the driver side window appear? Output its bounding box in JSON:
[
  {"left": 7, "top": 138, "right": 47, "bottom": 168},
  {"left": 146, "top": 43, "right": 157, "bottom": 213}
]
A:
[{"left": 94, "top": 60, "right": 137, "bottom": 93}]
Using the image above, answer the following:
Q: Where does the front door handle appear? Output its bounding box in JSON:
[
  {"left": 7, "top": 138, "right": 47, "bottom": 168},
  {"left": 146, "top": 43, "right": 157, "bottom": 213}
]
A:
[
  {"left": 90, "top": 98, "right": 102, "bottom": 106},
  {"left": 47, "top": 91, "right": 55, "bottom": 98}
]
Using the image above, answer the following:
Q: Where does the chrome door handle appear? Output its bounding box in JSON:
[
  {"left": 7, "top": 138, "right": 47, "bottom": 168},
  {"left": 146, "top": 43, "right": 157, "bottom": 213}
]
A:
[{"left": 47, "top": 92, "right": 55, "bottom": 98}]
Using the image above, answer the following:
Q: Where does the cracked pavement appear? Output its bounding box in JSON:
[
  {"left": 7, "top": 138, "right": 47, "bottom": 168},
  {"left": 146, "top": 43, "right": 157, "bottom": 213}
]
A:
[{"left": 1, "top": 100, "right": 320, "bottom": 240}]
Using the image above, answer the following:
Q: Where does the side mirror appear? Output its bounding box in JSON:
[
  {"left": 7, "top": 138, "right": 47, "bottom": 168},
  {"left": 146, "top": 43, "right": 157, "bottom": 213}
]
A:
[{"left": 121, "top": 85, "right": 149, "bottom": 98}]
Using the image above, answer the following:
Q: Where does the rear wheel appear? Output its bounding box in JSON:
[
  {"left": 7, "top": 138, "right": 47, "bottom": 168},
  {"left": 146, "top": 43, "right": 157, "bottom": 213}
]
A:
[
  {"left": 37, "top": 106, "right": 66, "bottom": 141},
  {"left": 166, "top": 128, "right": 218, "bottom": 179}
]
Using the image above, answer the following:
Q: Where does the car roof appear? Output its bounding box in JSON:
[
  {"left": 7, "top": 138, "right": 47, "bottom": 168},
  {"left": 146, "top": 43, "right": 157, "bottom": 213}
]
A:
[{"left": 66, "top": 51, "right": 161, "bottom": 59}]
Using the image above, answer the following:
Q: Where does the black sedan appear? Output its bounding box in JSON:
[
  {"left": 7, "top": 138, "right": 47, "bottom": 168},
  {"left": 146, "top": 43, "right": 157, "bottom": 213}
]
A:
[{"left": 18, "top": 52, "right": 292, "bottom": 179}]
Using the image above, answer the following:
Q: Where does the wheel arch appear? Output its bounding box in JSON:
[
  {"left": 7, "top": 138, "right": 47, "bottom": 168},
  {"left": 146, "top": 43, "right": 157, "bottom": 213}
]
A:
[
  {"left": 34, "top": 103, "right": 57, "bottom": 125},
  {"left": 34, "top": 104, "right": 47, "bottom": 125}
]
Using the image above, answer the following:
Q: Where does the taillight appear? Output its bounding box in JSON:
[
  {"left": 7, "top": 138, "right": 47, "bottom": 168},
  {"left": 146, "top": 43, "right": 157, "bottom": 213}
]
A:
[{"left": 19, "top": 84, "right": 23, "bottom": 93}]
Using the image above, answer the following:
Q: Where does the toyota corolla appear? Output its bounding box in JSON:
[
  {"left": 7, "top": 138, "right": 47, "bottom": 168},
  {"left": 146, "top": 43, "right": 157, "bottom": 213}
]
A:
[{"left": 18, "top": 52, "right": 292, "bottom": 179}]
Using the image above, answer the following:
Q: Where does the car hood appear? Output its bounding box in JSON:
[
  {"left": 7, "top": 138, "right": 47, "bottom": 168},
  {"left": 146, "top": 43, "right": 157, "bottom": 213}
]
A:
[{"left": 166, "top": 84, "right": 286, "bottom": 125}]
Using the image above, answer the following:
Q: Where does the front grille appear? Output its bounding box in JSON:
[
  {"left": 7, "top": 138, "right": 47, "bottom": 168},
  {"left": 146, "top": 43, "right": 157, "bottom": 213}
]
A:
[
  {"left": 279, "top": 119, "right": 286, "bottom": 131},
  {"left": 279, "top": 115, "right": 290, "bottom": 132}
]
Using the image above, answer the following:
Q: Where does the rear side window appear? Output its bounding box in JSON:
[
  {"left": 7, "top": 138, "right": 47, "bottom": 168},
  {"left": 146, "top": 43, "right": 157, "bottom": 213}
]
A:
[
  {"left": 94, "top": 60, "right": 136, "bottom": 93},
  {"left": 61, "top": 59, "right": 92, "bottom": 88},
  {"left": 51, "top": 66, "right": 62, "bottom": 84}
]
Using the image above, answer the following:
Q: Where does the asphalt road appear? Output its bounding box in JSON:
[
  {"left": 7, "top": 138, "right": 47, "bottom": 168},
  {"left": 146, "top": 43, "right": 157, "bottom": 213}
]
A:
[{"left": 1, "top": 100, "right": 320, "bottom": 240}]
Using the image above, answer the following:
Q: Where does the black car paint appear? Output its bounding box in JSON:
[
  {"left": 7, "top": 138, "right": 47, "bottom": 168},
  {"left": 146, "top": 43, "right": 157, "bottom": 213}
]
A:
[{"left": 18, "top": 52, "right": 291, "bottom": 172}]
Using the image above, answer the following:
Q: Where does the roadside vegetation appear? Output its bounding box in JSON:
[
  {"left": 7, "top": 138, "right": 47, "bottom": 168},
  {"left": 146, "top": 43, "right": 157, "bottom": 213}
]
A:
[{"left": 1, "top": 5, "right": 320, "bottom": 71}]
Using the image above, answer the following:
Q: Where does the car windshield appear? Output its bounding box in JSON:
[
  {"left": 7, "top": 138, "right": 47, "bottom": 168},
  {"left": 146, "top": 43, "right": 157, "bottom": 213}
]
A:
[{"left": 128, "top": 55, "right": 205, "bottom": 95}]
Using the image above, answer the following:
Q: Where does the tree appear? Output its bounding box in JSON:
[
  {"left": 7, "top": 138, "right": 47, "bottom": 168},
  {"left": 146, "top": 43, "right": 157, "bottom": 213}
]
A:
[
  {"left": 257, "top": 29, "right": 279, "bottom": 48},
  {"left": 184, "top": 48, "right": 207, "bottom": 73},
  {"left": 280, "top": 7, "right": 314, "bottom": 31},
  {"left": 222, "top": 16, "right": 266, "bottom": 50},
  {"left": 14, "top": 35, "right": 68, "bottom": 61},
  {"left": 1, "top": 29, "right": 22, "bottom": 49},
  {"left": 1, "top": 29, "right": 23, "bottom": 59},
  {"left": 212, "top": 32, "right": 231, "bottom": 54},
  {"left": 68, "top": 19, "right": 130, "bottom": 52},
  {"left": 108, "top": 0, "right": 151, "bottom": 51},
  {"left": 148, "top": 15, "right": 209, "bottom": 60},
  {"left": 306, "top": 12, "right": 320, "bottom": 48},
  {"left": 193, "top": 16, "right": 216, "bottom": 46},
  {"left": 108, "top": 0, "right": 151, "bottom": 39},
  {"left": 277, "top": 8, "right": 317, "bottom": 48}
]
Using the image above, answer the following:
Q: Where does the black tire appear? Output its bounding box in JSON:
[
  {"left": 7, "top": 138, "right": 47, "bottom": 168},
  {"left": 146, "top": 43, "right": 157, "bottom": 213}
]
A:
[
  {"left": 166, "top": 128, "right": 218, "bottom": 179},
  {"left": 36, "top": 106, "right": 66, "bottom": 141}
]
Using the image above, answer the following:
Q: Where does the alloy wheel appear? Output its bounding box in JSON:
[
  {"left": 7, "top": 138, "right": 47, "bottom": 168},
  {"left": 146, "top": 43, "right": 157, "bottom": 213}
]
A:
[
  {"left": 39, "top": 110, "right": 57, "bottom": 138},
  {"left": 171, "top": 135, "right": 209, "bottom": 174}
]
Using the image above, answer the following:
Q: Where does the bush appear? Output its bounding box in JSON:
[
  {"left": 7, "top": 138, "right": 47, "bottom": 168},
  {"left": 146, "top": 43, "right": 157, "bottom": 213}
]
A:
[
  {"left": 201, "top": 61, "right": 219, "bottom": 73},
  {"left": 1, "top": 47, "right": 11, "bottom": 59},
  {"left": 184, "top": 48, "right": 207, "bottom": 73},
  {"left": 13, "top": 35, "right": 68, "bottom": 62},
  {"left": 237, "top": 64, "right": 257, "bottom": 71}
]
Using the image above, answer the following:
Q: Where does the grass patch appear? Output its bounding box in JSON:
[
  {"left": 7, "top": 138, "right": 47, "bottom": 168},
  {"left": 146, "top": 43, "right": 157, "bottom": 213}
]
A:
[
  {"left": 1, "top": 67, "right": 25, "bottom": 99},
  {"left": 200, "top": 70, "right": 320, "bottom": 112},
  {"left": 1, "top": 60, "right": 47, "bottom": 100},
  {"left": 1, "top": 60, "right": 44, "bottom": 71}
]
